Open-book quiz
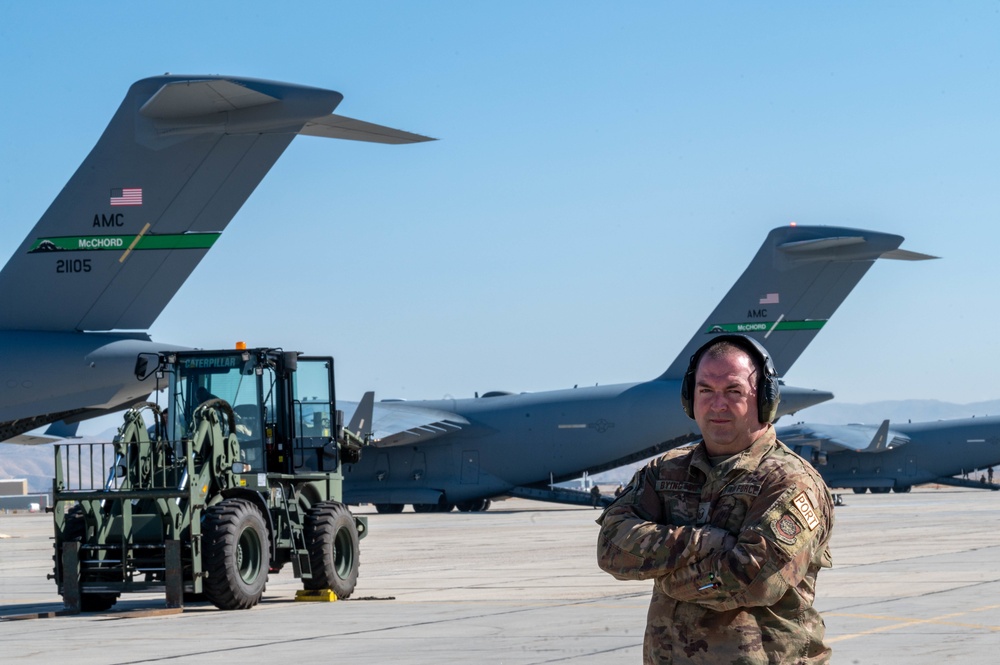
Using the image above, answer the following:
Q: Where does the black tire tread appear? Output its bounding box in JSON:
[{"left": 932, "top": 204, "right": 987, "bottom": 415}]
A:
[
  {"left": 202, "top": 498, "right": 269, "bottom": 610},
  {"left": 304, "top": 501, "right": 360, "bottom": 598}
]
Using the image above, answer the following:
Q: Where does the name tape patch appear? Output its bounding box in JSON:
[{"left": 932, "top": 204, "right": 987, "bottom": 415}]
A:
[{"left": 654, "top": 480, "right": 701, "bottom": 494}]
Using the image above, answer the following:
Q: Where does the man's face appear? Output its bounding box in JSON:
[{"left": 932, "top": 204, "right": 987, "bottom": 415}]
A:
[{"left": 693, "top": 348, "right": 766, "bottom": 456}]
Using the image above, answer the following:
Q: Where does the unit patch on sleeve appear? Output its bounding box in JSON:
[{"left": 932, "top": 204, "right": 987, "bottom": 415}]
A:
[
  {"left": 792, "top": 492, "right": 820, "bottom": 531},
  {"left": 773, "top": 514, "right": 802, "bottom": 545}
]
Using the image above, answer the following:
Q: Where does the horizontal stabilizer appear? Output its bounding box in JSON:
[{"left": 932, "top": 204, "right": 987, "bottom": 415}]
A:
[
  {"left": 302, "top": 113, "right": 436, "bottom": 144},
  {"left": 880, "top": 248, "right": 938, "bottom": 261},
  {"left": 775, "top": 385, "right": 835, "bottom": 416}
]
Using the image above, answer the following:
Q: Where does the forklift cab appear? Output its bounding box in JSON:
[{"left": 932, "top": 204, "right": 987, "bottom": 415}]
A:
[{"left": 159, "top": 348, "right": 339, "bottom": 475}]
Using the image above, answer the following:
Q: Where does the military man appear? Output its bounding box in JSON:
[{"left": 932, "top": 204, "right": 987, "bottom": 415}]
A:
[{"left": 596, "top": 335, "right": 834, "bottom": 664}]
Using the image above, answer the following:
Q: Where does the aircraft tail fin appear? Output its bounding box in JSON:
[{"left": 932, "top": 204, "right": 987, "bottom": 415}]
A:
[
  {"left": 348, "top": 391, "right": 375, "bottom": 438},
  {"left": 866, "top": 420, "right": 891, "bottom": 452},
  {"left": 0, "top": 75, "right": 432, "bottom": 333},
  {"left": 659, "top": 225, "right": 935, "bottom": 379}
]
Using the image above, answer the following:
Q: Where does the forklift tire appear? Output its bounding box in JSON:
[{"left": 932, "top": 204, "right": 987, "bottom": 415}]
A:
[
  {"left": 62, "top": 504, "right": 120, "bottom": 612},
  {"left": 304, "top": 502, "right": 360, "bottom": 598},
  {"left": 79, "top": 593, "right": 120, "bottom": 612},
  {"left": 202, "top": 498, "right": 269, "bottom": 610}
]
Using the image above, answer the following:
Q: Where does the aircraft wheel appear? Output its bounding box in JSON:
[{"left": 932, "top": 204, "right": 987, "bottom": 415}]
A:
[
  {"left": 413, "top": 501, "right": 454, "bottom": 513},
  {"left": 456, "top": 499, "right": 487, "bottom": 512},
  {"left": 304, "top": 502, "right": 360, "bottom": 599},
  {"left": 870, "top": 487, "right": 891, "bottom": 494},
  {"left": 893, "top": 485, "right": 912, "bottom": 493},
  {"left": 374, "top": 503, "right": 404, "bottom": 514},
  {"left": 202, "top": 498, "right": 269, "bottom": 610},
  {"left": 459, "top": 498, "right": 491, "bottom": 512},
  {"left": 852, "top": 488, "right": 868, "bottom": 494}
]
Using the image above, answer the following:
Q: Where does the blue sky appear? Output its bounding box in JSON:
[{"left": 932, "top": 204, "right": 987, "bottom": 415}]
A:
[{"left": 2, "top": 2, "right": 999, "bottom": 430}]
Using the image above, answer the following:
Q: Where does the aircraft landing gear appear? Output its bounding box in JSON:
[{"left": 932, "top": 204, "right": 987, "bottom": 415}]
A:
[{"left": 456, "top": 498, "right": 492, "bottom": 512}]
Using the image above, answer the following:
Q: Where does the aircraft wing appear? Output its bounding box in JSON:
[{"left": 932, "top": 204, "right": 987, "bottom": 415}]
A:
[
  {"left": 777, "top": 420, "right": 911, "bottom": 453},
  {"left": 338, "top": 400, "right": 469, "bottom": 447},
  {"left": 2, "top": 419, "right": 80, "bottom": 445},
  {"left": 0, "top": 75, "right": 432, "bottom": 333},
  {"left": 3, "top": 433, "right": 60, "bottom": 446}
]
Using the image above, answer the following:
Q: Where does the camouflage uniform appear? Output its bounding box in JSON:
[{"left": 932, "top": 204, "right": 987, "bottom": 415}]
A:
[{"left": 596, "top": 426, "right": 833, "bottom": 664}]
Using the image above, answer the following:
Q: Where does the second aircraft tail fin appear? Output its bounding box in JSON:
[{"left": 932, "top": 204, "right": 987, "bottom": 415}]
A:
[{"left": 659, "top": 225, "right": 935, "bottom": 380}]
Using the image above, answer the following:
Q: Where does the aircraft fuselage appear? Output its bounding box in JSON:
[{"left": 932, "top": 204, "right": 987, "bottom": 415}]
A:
[
  {"left": 343, "top": 380, "right": 832, "bottom": 506},
  {"left": 0, "top": 331, "right": 182, "bottom": 440}
]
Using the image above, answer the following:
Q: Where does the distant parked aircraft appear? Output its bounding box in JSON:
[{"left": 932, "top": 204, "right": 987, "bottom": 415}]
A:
[
  {"left": 779, "top": 417, "right": 1000, "bottom": 493},
  {"left": 341, "top": 225, "right": 934, "bottom": 512}
]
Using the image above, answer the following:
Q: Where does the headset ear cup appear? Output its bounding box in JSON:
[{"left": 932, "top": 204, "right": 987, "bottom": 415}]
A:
[
  {"left": 760, "top": 377, "right": 781, "bottom": 423},
  {"left": 680, "top": 368, "right": 695, "bottom": 419}
]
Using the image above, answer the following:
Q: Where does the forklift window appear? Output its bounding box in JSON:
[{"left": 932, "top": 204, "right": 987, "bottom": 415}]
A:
[
  {"left": 169, "top": 356, "right": 268, "bottom": 472},
  {"left": 293, "top": 360, "right": 332, "bottom": 440}
]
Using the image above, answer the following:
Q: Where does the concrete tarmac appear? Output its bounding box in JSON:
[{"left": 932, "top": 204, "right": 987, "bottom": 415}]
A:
[{"left": 1, "top": 488, "right": 999, "bottom": 664}]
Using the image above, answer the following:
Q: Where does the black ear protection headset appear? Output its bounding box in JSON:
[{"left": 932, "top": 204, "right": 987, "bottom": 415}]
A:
[{"left": 680, "top": 334, "right": 781, "bottom": 423}]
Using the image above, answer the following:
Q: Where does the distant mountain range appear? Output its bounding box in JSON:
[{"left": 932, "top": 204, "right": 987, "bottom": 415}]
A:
[
  {"left": 779, "top": 399, "right": 1000, "bottom": 426},
  {"left": 4, "top": 400, "right": 1000, "bottom": 494},
  {"left": 0, "top": 428, "right": 119, "bottom": 494}
]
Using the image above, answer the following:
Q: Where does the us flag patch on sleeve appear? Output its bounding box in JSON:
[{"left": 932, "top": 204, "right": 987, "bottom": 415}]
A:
[{"left": 792, "top": 492, "right": 820, "bottom": 531}]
